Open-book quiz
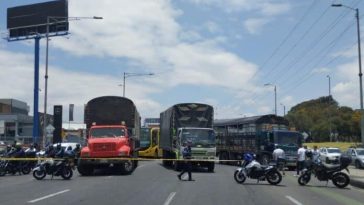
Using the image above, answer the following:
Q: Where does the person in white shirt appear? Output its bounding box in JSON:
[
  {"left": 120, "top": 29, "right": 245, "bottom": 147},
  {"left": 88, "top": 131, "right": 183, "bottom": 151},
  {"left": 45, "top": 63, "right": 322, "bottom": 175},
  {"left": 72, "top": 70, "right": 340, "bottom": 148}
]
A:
[
  {"left": 296, "top": 145, "right": 307, "bottom": 176},
  {"left": 312, "top": 145, "right": 320, "bottom": 163},
  {"left": 273, "top": 146, "right": 286, "bottom": 175}
]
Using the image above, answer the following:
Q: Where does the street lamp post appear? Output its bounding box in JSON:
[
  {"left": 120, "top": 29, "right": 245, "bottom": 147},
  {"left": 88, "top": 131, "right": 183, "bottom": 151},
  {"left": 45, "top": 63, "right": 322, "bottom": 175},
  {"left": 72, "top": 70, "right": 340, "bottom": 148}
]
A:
[
  {"left": 280, "top": 103, "right": 286, "bottom": 116},
  {"left": 332, "top": 4, "right": 364, "bottom": 144},
  {"left": 42, "top": 16, "right": 102, "bottom": 148},
  {"left": 123, "top": 72, "right": 154, "bottom": 97},
  {"left": 264, "top": 83, "right": 277, "bottom": 115},
  {"left": 327, "top": 75, "right": 332, "bottom": 142}
]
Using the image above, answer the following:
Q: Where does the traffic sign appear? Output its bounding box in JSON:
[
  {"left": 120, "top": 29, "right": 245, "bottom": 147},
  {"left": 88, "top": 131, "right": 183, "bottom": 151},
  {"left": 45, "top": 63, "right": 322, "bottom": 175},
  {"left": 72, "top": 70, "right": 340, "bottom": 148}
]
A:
[{"left": 46, "top": 124, "right": 55, "bottom": 134}]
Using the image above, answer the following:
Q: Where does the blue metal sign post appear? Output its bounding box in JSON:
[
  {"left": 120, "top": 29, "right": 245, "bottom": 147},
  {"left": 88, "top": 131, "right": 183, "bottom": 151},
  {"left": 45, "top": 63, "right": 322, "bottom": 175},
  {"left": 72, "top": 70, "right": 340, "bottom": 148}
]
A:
[{"left": 32, "top": 36, "right": 40, "bottom": 144}]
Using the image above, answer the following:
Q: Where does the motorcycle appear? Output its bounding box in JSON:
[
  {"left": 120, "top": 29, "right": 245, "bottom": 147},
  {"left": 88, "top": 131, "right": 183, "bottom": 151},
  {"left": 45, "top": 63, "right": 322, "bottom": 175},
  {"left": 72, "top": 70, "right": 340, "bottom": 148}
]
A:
[
  {"left": 298, "top": 155, "right": 351, "bottom": 188},
  {"left": 0, "top": 154, "right": 31, "bottom": 176},
  {"left": 234, "top": 153, "right": 282, "bottom": 185},
  {"left": 33, "top": 158, "right": 74, "bottom": 180}
]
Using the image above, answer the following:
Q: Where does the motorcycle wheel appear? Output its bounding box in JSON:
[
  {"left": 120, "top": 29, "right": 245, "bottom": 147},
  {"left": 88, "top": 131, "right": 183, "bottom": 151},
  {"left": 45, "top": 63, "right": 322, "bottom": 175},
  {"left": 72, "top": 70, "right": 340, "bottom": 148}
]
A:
[
  {"left": 22, "top": 166, "right": 31, "bottom": 175},
  {"left": 234, "top": 170, "right": 246, "bottom": 184},
  {"left": 266, "top": 171, "right": 282, "bottom": 185},
  {"left": 33, "top": 170, "right": 46, "bottom": 180},
  {"left": 298, "top": 173, "right": 311, "bottom": 186},
  {"left": 61, "top": 167, "right": 73, "bottom": 180},
  {"left": 332, "top": 172, "right": 350, "bottom": 188}
]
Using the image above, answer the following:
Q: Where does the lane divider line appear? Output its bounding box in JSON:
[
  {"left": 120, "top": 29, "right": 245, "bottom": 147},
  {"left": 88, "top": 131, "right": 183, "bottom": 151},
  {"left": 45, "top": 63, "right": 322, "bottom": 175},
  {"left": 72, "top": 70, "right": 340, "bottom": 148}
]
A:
[
  {"left": 163, "top": 192, "right": 176, "bottom": 205},
  {"left": 28, "top": 189, "right": 70, "bottom": 203},
  {"left": 285, "top": 195, "right": 303, "bottom": 205}
]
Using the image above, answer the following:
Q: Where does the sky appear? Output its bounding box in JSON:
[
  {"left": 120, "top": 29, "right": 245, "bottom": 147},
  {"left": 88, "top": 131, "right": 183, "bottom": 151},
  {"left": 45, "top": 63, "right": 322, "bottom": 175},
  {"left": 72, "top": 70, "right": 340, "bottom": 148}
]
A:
[{"left": 0, "top": 0, "right": 363, "bottom": 124}]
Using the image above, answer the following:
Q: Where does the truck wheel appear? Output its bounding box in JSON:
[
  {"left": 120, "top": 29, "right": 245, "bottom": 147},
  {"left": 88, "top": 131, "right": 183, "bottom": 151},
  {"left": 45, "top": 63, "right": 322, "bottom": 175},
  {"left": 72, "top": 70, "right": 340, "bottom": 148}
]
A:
[
  {"left": 121, "top": 160, "right": 134, "bottom": 175},
  {"left": 207, "top": 163, "right": 215, "bottom": 172},
  {"left": 77, "top": 160, "right": 94, "bottom": 176}
]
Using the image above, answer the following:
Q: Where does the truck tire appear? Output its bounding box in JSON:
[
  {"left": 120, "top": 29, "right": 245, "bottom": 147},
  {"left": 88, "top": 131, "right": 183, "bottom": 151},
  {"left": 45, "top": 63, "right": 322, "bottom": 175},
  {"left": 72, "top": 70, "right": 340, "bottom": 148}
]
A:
[
  {"left": 77, "top": 160, "right": 94, "bottom": 176},
  {"left": 121, "top": 160, "right": 134, "bottom": 175},
  {"left": 207, "top": 162, "right": 215, "bottom": 172}
]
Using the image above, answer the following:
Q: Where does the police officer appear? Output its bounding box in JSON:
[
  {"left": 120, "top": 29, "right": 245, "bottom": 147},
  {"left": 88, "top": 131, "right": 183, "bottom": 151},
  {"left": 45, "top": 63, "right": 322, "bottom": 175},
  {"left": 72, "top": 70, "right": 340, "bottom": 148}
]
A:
[{"left": 178, "top": 140, "right": 193, "bottom": 181}]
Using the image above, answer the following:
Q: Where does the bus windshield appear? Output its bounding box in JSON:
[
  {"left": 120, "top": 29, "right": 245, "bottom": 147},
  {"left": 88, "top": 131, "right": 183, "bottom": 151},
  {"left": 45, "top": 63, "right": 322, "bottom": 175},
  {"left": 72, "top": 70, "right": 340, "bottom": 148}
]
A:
[
  {"left": 140, "top": 128, "right": 151, "bottom": 148},
  {"left": 181, "top": 129, "right": 216, "bottom": 148},
  {"left": 90, "top": 127, "right": 126, "bottom": 138}
]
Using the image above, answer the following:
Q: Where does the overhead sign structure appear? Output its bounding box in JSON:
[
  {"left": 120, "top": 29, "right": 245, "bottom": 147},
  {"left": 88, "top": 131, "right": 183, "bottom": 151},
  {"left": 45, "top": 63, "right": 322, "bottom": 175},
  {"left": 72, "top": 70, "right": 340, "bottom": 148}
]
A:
[
  {"left": 6, "top": 0, "right": 68, "bottom": 144},
  {"left": 7, "top": 0, "right": 68, "bottom": 39}
]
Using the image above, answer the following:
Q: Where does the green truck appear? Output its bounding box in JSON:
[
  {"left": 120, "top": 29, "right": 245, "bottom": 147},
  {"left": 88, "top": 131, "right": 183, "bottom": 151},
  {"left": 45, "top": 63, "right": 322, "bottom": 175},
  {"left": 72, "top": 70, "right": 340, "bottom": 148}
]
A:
[{"left": 160, "top": 103, "right": 216, "bottom": 172}]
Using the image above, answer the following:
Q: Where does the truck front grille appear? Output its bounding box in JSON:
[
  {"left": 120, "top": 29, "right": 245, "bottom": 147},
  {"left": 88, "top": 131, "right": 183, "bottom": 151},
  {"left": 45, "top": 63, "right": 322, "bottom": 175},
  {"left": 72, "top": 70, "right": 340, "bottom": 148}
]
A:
[{"left": 93, "top": 143, "right": 116, "bottom": 152}]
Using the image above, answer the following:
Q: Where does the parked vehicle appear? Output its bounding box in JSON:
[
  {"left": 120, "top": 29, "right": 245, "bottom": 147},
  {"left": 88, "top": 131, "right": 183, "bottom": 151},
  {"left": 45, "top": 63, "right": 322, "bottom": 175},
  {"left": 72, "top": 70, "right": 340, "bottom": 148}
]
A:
[
  {"left": 214, "top": 115, "right": 303, "bottom": 168},
  {"left": 77, "top": 96, "right": 140, "bottom": 175},
  {"left": 138, "top": 127, "right": 161, "bottom": 158},
  {"left": 298, "top": 155, "right": 351, "bottom": 188},
  {"left": 0, "top": 159, "right": 31, "bottom": 176},
  {"left": 160, "top": 103, "right": 216, "bottom": 172},
  {"left": 33, "top": 158, "right": 74, "bottom": 180},
  {"left": 319, "top": 147, "right": 341, "bottom": 166},
  {"left": 346, "top": 147, "right": 364, "bottom": 169},
  {"left": 234, "top": 153, "right": 282, "bottom": 185}
]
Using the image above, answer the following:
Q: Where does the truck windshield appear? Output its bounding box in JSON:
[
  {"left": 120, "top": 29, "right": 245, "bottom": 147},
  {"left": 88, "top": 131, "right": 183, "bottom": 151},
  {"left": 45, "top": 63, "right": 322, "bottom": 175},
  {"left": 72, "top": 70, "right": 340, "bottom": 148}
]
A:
[
  {"left": 90, "top": 128, "right": 126, "bottom": 138},
  {"left": 273, "top": 132, "right": 301, "bottom": 146},
  {"left": 181, "top": 129, "right": 215, "bottom": 148},
  {"left": 140, "top": 128, "right": 151, "bottom": 148}
]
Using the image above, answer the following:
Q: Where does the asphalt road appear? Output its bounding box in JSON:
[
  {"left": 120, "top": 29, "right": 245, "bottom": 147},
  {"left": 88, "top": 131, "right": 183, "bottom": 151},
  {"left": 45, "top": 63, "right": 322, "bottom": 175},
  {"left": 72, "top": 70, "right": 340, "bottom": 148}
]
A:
[{"left": 1, "top": 161, "right": 364, "bottom": 205}]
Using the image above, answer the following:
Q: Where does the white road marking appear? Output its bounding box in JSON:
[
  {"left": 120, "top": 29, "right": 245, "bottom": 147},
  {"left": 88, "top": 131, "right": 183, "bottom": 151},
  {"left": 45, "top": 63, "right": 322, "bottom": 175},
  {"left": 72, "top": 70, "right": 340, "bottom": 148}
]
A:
[
  {"left": 28, "top": 189, "right": 70, "bottom": 203},
  {"left": 163, "top": 192, "right": 176, "bottom": 205},
  {"left": 285, "top": 196, "right": 303, "bottom": 205}
]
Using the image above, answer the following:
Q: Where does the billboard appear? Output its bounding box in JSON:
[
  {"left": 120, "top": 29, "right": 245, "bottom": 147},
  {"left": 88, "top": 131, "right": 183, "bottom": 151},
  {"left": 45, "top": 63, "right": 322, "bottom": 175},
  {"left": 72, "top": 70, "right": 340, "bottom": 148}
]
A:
[{"left": 7, "top": 0, "right": 68, "bottom": 38}]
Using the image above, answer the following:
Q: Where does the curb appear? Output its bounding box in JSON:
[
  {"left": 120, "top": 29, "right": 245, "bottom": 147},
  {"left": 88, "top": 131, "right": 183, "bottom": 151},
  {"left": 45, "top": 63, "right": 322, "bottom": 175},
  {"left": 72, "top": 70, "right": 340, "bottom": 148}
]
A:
[{"left": 350, "top": 177, "right": 364, "bottom": 189}]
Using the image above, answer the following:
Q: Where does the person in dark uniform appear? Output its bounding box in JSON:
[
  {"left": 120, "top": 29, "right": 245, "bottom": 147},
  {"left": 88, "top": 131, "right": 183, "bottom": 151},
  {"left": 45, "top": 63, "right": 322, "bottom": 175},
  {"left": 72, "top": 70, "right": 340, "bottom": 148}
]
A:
[{"left": 178, "top": 140, "right": 193, "bottom": 181}]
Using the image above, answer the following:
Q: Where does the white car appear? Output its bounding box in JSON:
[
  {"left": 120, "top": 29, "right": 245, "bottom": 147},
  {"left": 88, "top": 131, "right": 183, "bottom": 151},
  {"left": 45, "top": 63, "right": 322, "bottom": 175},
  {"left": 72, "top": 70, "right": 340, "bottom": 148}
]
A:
[
  {"left": 347, "top": 148, "right": 364, "bottom": 169},
  {"left": 319, "top": 147, "right": 341, "bottom": 166}
]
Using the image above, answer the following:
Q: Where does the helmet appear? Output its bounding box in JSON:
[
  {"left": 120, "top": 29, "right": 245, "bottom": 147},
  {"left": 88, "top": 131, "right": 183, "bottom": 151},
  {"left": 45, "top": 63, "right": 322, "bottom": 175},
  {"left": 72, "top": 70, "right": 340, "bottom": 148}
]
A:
[
  {"left": 243, "top": 153, "right": 253, "bottom": 162},
  {"left": 76, "top": 144, "right": 80, "bottom": 148},
  {"left": 306, "top": 150, "right": 313, "bottom": 159}
]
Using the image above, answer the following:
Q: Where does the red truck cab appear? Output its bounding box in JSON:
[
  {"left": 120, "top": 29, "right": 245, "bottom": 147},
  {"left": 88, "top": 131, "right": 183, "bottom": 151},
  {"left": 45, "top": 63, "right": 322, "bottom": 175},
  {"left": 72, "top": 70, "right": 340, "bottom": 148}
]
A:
[{"left": 78, "top": 123, "right": 138, "bottom": 175}]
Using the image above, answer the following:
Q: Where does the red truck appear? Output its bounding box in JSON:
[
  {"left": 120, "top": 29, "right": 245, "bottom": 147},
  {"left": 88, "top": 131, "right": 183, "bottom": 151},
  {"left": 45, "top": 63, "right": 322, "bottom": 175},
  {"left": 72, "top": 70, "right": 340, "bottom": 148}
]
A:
[{"left": 77, "top": 96, "right": 140, "bottom": 175}]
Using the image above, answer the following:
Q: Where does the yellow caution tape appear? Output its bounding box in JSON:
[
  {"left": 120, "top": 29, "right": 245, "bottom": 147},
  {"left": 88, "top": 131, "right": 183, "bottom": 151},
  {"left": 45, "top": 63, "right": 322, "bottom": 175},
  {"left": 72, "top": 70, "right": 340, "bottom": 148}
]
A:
[{"left": 0, "top": 157, "right": 240, "bottom": 162}]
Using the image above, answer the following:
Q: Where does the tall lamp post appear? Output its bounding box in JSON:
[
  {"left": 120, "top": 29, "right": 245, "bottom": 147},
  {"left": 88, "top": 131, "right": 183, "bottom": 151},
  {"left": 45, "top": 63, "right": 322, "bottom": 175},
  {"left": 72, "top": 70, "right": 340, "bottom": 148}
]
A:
[
  {"left": 327, "top": 75, "right": 332, "bottom": 142},
  {"left": 280, "top": 103, "right": 286, "bottom": 117},
  {"left": 123, "top": 72, "right": 154, "bottom": 97},
  {"left": 332, "top": 4, "right": 364, "bottom": 144},
  {"left": 264, "top": 83, "right": 277, "bottom": 115},
  {"left": 42, "top": 16, "right": 103, "bottom": 147}
]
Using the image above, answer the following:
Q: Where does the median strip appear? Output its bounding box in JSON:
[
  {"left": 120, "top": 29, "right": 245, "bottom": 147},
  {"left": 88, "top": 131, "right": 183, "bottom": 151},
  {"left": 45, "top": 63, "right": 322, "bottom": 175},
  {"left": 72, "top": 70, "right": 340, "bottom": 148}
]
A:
[{"left": 28, "top": 189, "right": 70, "bottom": 203}]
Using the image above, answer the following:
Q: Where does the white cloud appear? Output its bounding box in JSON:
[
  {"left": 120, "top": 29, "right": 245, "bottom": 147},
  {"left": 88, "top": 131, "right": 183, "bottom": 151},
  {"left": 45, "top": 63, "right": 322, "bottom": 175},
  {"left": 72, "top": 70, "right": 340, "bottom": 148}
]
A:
[
  {"left": 188, "top": 0, "right": 290, "bottom": 15},
  {"left": 0, "top": 49, "right": 161, "bottom": 122},
  {"left": 244, "top": 18, "right": 270, "bottom": 34},
  {"left": 333, "top": 60, "right": 360, "bottom": 109}
]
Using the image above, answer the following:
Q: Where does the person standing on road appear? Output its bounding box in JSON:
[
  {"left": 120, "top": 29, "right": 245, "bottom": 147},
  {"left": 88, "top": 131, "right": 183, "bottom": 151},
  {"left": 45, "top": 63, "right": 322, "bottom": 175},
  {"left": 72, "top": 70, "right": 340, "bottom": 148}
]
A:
[
  {"left": 312, "top": 145, "right": 320, "bottom": 164},
  {"left": 178, "top": 140, "right": 193, "bottom": 181},
  {"left": 296, "top": 145, "right": 307, "bottom": 176},
  {"left": 273, "top": 146, "right": 286, "bottom": 176}
]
